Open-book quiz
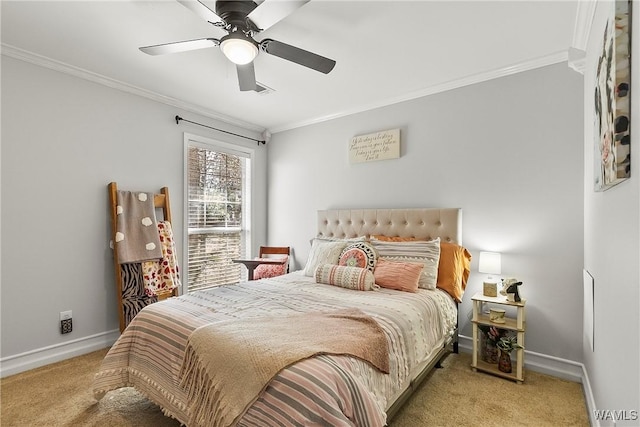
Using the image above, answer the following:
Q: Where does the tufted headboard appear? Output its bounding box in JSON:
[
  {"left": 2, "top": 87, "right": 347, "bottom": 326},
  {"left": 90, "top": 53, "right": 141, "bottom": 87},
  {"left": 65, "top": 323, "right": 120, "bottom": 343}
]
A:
[{"left": 317, "top": 208, "right": 462, "bottom": 244}]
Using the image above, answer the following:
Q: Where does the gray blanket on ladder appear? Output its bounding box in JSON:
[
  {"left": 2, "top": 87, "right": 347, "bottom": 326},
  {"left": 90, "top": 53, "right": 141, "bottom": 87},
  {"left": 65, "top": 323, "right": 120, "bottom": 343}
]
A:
[{"left": 114, "top": 191, "right": 162, "bottom": 264}]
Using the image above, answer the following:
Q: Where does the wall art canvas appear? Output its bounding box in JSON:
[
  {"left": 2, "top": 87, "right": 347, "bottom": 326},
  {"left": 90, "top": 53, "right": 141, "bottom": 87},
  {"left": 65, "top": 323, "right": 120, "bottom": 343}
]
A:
[
  {"left": 349, "top": 128, "right": 400, "bottom": 164},
  {"left": 594, "top": 0, "right": 631, "bottom": 191}
]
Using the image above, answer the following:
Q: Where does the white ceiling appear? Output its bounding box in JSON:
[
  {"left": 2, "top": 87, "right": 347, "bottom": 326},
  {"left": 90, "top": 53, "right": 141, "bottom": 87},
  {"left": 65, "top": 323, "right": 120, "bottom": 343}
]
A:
[{"left": 1, "top": 1, "right": 579, "bottom": 133}]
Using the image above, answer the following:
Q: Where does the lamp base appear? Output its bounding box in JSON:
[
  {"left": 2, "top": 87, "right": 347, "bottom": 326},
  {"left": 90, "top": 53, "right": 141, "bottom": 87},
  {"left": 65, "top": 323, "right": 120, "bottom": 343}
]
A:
[{"left": 483, "top": 281, "right": 497, "bottom": 297}]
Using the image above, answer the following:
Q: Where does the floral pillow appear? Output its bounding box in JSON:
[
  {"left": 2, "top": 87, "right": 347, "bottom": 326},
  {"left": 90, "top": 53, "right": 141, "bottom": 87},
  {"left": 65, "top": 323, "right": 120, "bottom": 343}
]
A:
[
  {"left": 315, "top": 264, "right": 378, "bottom": 291},
  {"left": 253, "top": 256, "right": 289, "bottom": 280},
  {"left": 339, "top": 242, "right": 377, "bottom": 271}
]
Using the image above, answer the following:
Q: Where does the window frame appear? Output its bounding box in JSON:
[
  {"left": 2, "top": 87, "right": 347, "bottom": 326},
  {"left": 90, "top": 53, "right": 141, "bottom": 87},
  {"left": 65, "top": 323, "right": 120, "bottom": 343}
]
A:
[{"left": 183, "top": 132, "right": 255, "bottom": 293}]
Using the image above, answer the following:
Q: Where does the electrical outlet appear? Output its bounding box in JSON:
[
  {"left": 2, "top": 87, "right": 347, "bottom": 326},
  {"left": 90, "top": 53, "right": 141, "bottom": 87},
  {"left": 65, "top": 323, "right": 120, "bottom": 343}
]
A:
[{"left": 60, "top": 311, "right": 72, "bottom": 334}]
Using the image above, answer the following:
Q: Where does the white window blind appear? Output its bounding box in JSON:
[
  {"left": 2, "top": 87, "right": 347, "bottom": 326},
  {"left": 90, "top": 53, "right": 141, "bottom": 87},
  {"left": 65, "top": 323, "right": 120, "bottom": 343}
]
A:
[{"left": 186, "top": 142, "right": 251, "bottom": 292}]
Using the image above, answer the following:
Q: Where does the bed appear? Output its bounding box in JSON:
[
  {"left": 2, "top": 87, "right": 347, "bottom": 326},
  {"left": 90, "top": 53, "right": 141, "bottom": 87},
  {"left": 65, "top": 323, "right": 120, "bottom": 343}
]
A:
[{"left": 94, "top": 208, "right": 469, "bottom": 426}]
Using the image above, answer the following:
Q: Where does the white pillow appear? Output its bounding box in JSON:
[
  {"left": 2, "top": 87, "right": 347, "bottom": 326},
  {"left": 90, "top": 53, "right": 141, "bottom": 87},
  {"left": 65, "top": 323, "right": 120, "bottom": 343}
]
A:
[
  {"left": 303, "top": 239, "right": 348, "bottom": 277},
  {"left": 370, "top": 237, "right": 441, "bottom": 289},
  {"left": 308, "top": 236, "right": 366, "bottom": 245}
]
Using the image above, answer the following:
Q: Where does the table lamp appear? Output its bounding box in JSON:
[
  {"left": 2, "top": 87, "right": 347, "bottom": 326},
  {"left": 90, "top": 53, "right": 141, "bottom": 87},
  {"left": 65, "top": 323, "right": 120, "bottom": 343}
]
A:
[{"left": 479, "top": 251, "right": 501, "bottom": 297}]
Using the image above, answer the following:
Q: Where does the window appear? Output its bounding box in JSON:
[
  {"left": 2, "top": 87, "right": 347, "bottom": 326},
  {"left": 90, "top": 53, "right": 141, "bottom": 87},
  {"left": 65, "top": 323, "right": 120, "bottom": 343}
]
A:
[{"left": 185, "top": 135, "right": 252, "bottom": 292}]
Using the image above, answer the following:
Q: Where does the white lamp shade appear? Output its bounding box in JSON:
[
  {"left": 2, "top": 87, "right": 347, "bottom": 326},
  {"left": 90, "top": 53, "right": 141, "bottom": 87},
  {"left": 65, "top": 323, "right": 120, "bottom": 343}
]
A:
[
  {"left": 220, "top": 36, "right": 258, "bottom": 65},
  {"left": 478, "top": 251, "right": 501, "bottom": 275}
]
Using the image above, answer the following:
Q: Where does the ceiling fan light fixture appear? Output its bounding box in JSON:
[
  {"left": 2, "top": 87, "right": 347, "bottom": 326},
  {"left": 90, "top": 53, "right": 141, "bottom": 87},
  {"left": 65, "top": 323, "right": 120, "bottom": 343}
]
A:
[{"left": 220, "top": 32, "right": 258, "bottom": 65}]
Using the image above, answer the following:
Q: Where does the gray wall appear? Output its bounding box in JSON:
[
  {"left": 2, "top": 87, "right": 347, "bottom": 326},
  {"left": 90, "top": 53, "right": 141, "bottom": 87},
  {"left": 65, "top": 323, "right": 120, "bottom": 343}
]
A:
[
  {"left": 0, "top": 57, "right": 268, "bottom": 360},
  {"left": 582, "top": 2, "right": 640, "bottom": 422},
  {"left": 266, "top": 63, "right": 585, "bottom": 362}
]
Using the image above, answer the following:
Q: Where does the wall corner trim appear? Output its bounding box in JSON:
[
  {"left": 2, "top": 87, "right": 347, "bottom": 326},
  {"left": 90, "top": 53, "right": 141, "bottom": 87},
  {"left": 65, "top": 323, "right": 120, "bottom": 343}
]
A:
[
  {"left": 572, "top": 1, "right": 598, "bottom": 52},
  {"left": 567, "top": 0, "right": 597, "bottom": 76},
  {"left": 580, "top": 362, "right": 601, "bottom": 427},
  {"left": 568, "top": 47, "right": 587, "bottom": 75}
]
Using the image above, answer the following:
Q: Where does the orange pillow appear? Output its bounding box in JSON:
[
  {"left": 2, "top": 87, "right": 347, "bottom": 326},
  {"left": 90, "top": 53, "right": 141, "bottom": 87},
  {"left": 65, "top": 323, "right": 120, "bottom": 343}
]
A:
[
  {"left": 373, "top": 258, "right": 423, "bottom": 293},
  {"left": 437, "top": 242, "right": 471, "bottom": 303}
]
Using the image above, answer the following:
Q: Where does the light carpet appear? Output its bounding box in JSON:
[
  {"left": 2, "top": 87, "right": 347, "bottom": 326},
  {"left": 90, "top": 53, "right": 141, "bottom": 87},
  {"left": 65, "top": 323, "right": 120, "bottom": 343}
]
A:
[{"left": 1, "top": 349, "right": 589, "bottom": 426}]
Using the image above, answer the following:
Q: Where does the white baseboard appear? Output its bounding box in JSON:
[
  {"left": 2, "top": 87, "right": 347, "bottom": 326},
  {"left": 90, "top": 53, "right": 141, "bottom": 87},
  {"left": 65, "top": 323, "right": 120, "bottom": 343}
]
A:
[
  {"left": 458, "top": 334, "right": 598, "bottom": 425},
  {"left": 0, "top": 329, "right": 120, "bottom": 378},
  {"left": 458, "top": 334, "right": 584, "bottom": 380},
  {"left": 580, "top": 363, "right": 601, "bottom": 427}
]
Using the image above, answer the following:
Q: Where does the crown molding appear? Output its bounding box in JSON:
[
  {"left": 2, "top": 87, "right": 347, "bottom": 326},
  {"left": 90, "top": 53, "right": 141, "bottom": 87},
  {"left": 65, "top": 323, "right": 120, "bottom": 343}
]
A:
[
  {"left": 568, "top": 47, "right": 587, "bottom": 75},
  {"left": 0, "top": 43, "right": 265, "bottom": 133},
  {"left": 2, "top": 43, "right": 571, "bottom": 136},
  {"left": 269, "top": 50, "right": 569, "bottom": 134},
  {"left": 572, "top": 1, "right": 597, "bottom": 51},
  {"left": 566, "top": 0, "right": 597, "bottom": 75}
]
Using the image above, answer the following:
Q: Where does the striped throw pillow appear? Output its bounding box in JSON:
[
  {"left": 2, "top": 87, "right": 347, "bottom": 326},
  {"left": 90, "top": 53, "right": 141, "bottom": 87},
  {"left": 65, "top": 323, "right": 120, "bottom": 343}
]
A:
[
  {"left": 370, "top": 237, "right": 441, "bottom": 290},
  {"left": 315, "top": 264, "right": 378, "bottom": 291}
]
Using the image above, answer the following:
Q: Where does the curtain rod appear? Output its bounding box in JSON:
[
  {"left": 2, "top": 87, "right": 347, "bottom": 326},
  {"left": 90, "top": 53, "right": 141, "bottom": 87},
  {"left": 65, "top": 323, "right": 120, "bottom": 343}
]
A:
[{"left": 175, "top": 115, "right": 265, "bottom": 145}]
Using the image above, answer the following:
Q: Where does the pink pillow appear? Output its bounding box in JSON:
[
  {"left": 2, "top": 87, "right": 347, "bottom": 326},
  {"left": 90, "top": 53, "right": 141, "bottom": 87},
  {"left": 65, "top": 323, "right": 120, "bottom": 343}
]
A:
[
  {"left": 253, "top": 256, "right": 288, "bottom": 280},
  {"left": 374, "top": 258, "right": 423, "bottom": 293}
]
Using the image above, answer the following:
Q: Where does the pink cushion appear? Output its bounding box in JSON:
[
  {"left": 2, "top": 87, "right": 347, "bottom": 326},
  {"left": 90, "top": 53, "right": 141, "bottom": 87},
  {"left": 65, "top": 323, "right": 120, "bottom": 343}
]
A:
[
  {"left": 253, "top": 256, "right": 288, "bottom": 280},
  {"left": 373, "top": 258, "right": 423, "bottom": 293}
]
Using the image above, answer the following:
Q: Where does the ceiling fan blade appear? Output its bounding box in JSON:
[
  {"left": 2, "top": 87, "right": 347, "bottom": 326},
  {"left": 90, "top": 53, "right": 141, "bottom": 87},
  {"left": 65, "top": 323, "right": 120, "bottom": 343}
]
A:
[
  {"left": 237, "top": 63, "right": 257, "bottom": 92},
  {"left": 247, "top": 0, "right": 309, "bottom": 31},
  {"left": 140, "top": 38, "right": 220, "bottom": 55},
  {"left": 261, "top": 39, "right": 336, "bottom": 74},
  {"left": 176, "top": 0, "right": 222, "bottom": 24}
]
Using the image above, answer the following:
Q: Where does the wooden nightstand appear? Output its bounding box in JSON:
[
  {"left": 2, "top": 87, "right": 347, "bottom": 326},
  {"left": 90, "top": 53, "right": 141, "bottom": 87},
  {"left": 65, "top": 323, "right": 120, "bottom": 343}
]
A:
[{"left": 471, "top": 292, "right": 526, "bottom": 383}]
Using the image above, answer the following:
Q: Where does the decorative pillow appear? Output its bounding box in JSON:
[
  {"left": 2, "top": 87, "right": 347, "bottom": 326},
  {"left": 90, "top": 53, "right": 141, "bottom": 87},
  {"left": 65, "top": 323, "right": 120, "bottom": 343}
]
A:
[
  {"left": 373, "top": 259, "right": 423, "bottom": 293},
  {"left": 315, "top": 264, "right": 378, "bottom": 291},
  {"left": 253, "top": 256, "right": 289, "bottom": 280},
  {"left": 437, "top": 242, "right": 472, "bottom": 303},
  {"left": 309, "top": 236, "right": 366, "bottom": 245},
  {"left": 303, "top": 239, "right": 348, "bottom": 277},
  {"left": 370, "top": 237, "right": 440, "bottom": 290},
  {"left": 371, "top": 235, "right": 420, "bottom": 242},
  {"left": 339, "top": 242, "right": 377, "bottom": 271}
]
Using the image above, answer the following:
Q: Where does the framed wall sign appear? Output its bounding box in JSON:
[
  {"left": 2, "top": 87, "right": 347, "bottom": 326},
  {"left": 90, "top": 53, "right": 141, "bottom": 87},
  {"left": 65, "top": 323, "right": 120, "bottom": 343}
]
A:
[
  {"left": 594, "top": 0, "right": 631, "bottom": 191},
  {"left": 349, "top": 128, "right": 400, "bottom": 164}
]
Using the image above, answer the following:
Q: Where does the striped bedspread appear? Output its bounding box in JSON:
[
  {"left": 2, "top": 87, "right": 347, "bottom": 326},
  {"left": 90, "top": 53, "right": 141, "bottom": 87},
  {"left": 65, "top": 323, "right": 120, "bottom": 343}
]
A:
[{"left": 93, "top": 272, "right": 457, "bottom": 426}]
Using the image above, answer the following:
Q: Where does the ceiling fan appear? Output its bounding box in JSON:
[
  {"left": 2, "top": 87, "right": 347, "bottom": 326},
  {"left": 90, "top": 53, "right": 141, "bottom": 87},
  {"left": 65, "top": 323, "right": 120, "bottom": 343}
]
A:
[{"left": 140, "top": 0, "right": 336, "bottom": 92}]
